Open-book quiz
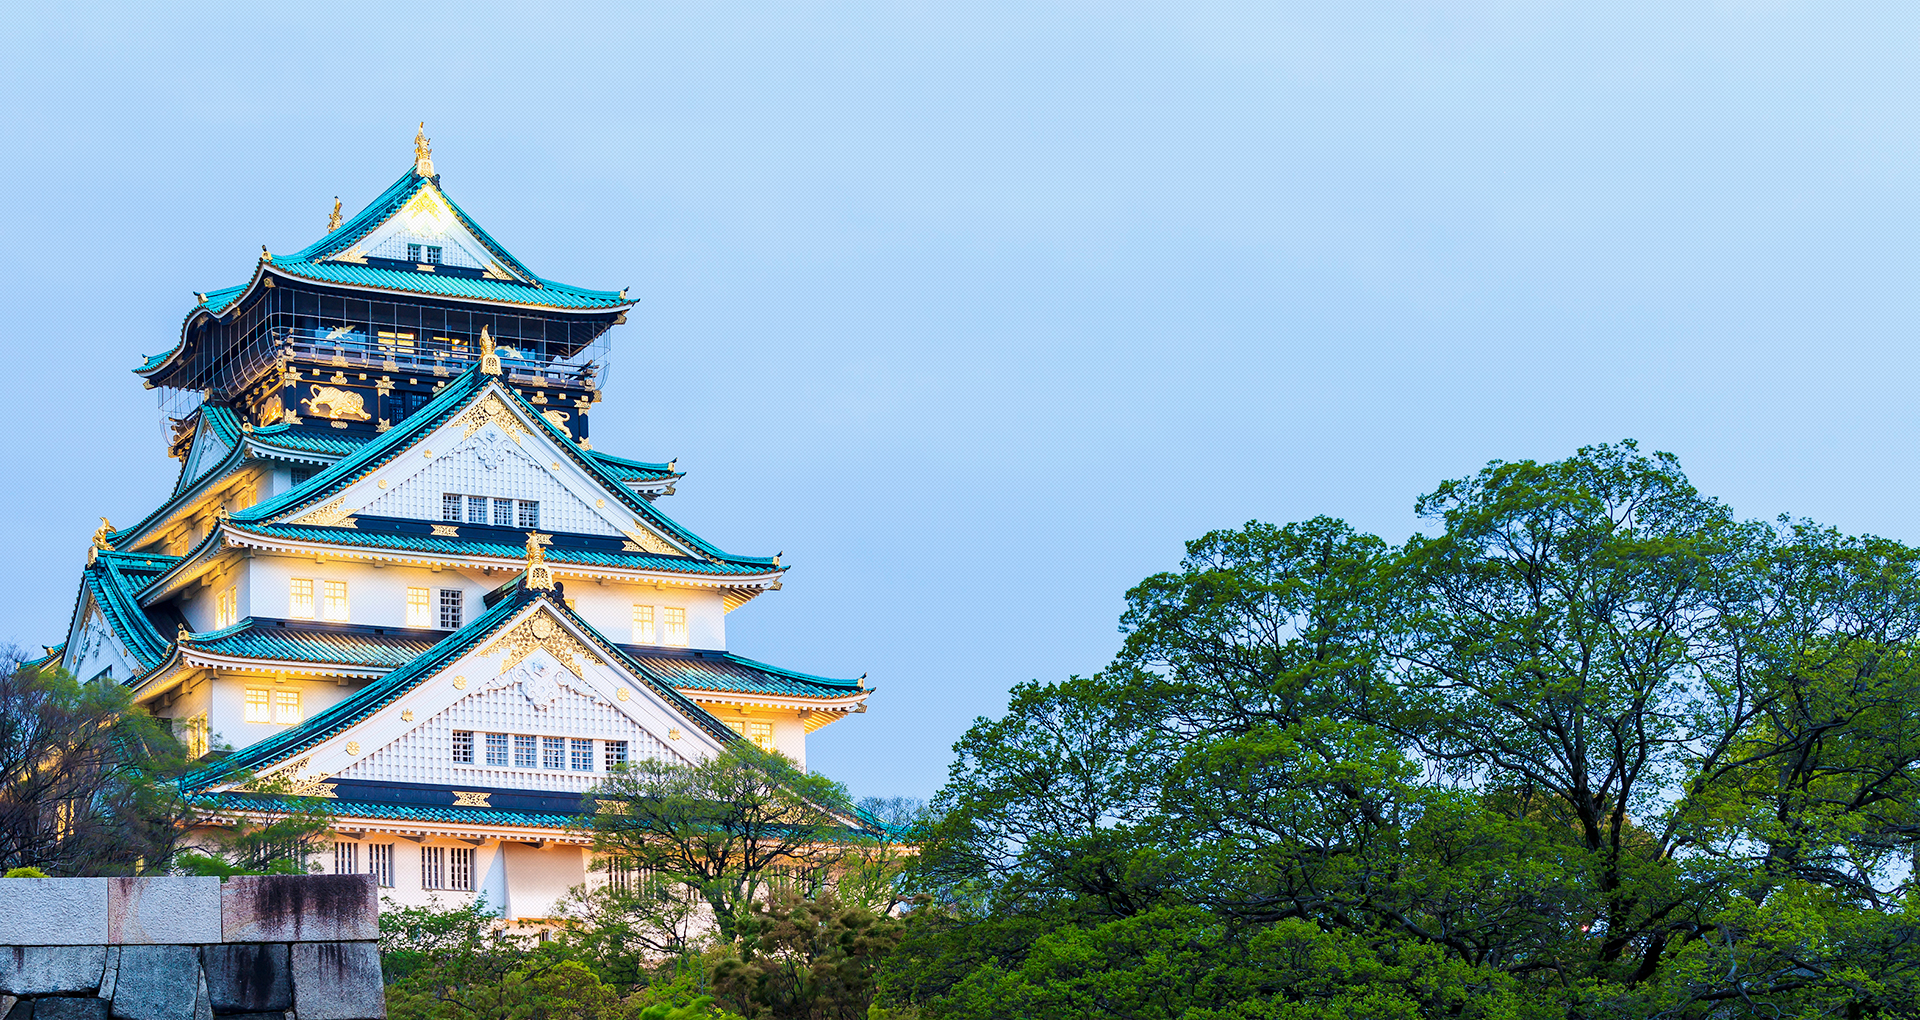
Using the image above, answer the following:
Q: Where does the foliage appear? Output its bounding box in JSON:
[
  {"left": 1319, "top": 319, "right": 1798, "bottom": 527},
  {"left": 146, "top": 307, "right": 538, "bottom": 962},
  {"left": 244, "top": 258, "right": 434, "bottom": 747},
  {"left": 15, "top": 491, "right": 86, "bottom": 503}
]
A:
[
  {"left": 5, "top": 866, "right": 50, "bottom": 877},
  {"left": 709, "top": 891, "right": 903, "bottom": 1019},
  {"left": 172, "top": 770, "right": 335, "bottom": 877}
]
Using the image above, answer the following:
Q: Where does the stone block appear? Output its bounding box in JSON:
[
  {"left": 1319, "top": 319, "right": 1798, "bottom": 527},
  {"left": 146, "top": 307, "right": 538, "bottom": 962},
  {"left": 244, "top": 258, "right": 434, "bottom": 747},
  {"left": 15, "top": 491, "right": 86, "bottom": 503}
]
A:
[
  {"left": 289, "top": 943, "right": 384, "bottom": 1020},
  {"left": 212, "top": 1015, "right": 288, "bottom": 1020},
  {"left": 35, "top": 999, "right": 109, "bottom": 1020},
  {"left": 0, "top": 996, "right": 16, "bottom": 1020},
  {"left": 3, "top": 998, "right": 26, "bottom": 1020},
  {"left": 221, "top": 877, "right": 377, "bottom": 943},
  {"left": 97, "top": 948, "right": 120, "bottom": 1001},
  {"left": 0, "top": 947, "right": 109, "bottom": 995},
  {"left": 110, "top": 946, "right": 202, "bottom": 1020},
  {"left": 199, "top": 945, "right": 289, "bottom": 1014},
  {"left": 0, "top": 880, "right": 109, "bottom": 945},
  {"left": 107, "top": 878, "right": 221, "bottom": 946}
]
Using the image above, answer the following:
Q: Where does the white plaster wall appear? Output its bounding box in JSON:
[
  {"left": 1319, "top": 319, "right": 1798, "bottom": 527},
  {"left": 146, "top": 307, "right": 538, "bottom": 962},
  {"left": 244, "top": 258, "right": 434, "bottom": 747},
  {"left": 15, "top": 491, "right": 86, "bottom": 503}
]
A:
[
  {"left": 708, "top": 707, "right": 810, "bottom": 767},
  {"left": 242, "top": 553, "right": 492, "bottom": 629},
  {"left": 359, "top": 426, "right": 620, "bottom": 537},
  {"left": 503, "top": 843, "right": 588, "bottom": 920},
  {"left": 207, "top": 674, "right": 360, "bottom": 753},
  {"left": 317, "top": 836, "right": 509, "bottom": 914},
  {"left": 570, "top": 583, "right": 725, "bottom": 651},
  {"left": 66, "top": 606, "right": 135, "bottom": 684}
]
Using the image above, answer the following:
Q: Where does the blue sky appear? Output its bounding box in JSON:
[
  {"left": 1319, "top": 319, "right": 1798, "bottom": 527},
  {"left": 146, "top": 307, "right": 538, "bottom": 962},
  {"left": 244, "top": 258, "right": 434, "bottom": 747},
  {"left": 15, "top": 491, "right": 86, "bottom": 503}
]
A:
[{"left": 3, "top": 2, "right": 1918, "bottom": 799}]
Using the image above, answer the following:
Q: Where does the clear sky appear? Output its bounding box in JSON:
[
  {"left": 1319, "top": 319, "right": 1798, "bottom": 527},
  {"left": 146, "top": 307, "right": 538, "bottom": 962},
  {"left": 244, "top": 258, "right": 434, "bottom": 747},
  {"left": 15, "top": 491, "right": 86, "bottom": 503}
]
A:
[{"left": 3, "top": 2, "right": 1917, "bottom": 799}]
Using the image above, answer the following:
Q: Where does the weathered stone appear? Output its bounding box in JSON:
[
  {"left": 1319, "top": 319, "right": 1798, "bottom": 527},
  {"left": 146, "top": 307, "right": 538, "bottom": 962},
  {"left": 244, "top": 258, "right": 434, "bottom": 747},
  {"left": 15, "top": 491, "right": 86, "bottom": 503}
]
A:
[
  {"left": 96, "top": 948, "right": 120, "bottom": 1001},
  {"left": 193, "top": 968, "right": 212, "bottom": 1020},
  {"left": 211, "top": 1015, "right": 287, "bottom": 1020},
  {"left": 3, "top": 997, "right": 28, "bottom": 1020},
  {"left": 0, "top": 947, "right": 109, "bottom": 995},
  {"left": 221, "top": 877, "right": 377, "bottom": 943},
  {"left": 0, "top": 880, "right": 110, "bottom": 945},
  {"left": 110, "top": 946, "right": 202, "bottom": 1020},
  {"left": 0, "top": 996, "right": 17, "bottom": 1020},
  {"left": 199, "top": 945, "right": 289, "bottom": 1014},
  {"left": 35, "top": 999, "right": 109, "bottom": 1020},
  {"left": 289, "top": 943, "right": 384, "bottom": 1020},
  {"left": 107, "top": 878, "right": 221, "bottom": 946}
]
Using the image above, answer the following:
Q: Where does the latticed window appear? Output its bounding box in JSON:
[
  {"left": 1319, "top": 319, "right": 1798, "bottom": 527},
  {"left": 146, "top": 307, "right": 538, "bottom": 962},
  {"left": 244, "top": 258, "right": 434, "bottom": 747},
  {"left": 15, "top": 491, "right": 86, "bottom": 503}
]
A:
[
  {"left": 518, "top": 501, "right": 539, "bottom": 528},
  {"left": 748, "top": 721, "right": 775, "bottom": 751},
  {"left": 449, "top": 847, "right": 472, "bottom": 890},
  {"left": 571, "top": 738, "right": 594, "bottom": 771},
  {"left": 216, "top": 587, "right": 237, "bottom": 628},
  {"left": 514, "top": 734, "right": 538, "bottom": 768},
  {"left": 368, "top": 843, "right": 393, "bottom": 887},
  {"left": 244, "top": 688, "right": 271, "bottom": 723},
  {"left": 632, "top": 605, "right": 654, "bottom": 644},
  {"left": 493, "top": 498, "right": 514, "bottom": 527},
  {"left": 452, "top": 731, "right": 474, "bottom": 764},
  {"left": 425, "top": 246, "right": 444, "bottom": 265},
  {"left": 334, "top": 841, "right": 359, "bottom": 875},
  {"left": 323, "top": 581, "right": 349, "bottom": 621},
  {"left": 406, "top": 587, "right": 431, "bottom": 627},
  {"left": 605, "top": 740, "right": 629, "bottom": 771},
  {"left": 289, "top": 578, "right": 314, "bottom": 618},
  {"left": 542, "top": 736, "right": 565, "bottom": 770},
  {"left": 421, "top": 846, "right": 445, "bottom": 889},
  {"left": 442, "top": 494, "right": 462, "bottom": 522},
  {"left": 406, "top": 243, "right": 422, "bottom": 262},
  {"left": 273, "top": 689, "right": 301, "bottom": 725},
  {"left": 440, "top": 589, "right": 464, "bottom": 629},
  {"left": 485, "top": 732, "right": 509, "bottom": 766},
  {"left": 663, "top": 607, "right": 688, "bottom": 647},
  {"left": 467, "top": 496, "right": 488, "bottom": 524},
  {"left": 606, "top": 857, "right": 650, "bottom": 894}
]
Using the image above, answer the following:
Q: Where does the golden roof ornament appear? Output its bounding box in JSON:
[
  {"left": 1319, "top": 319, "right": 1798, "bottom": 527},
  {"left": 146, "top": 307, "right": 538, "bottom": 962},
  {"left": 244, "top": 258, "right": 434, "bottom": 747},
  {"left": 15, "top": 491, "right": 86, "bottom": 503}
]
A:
[
  {"left": 327, "top": 197, "right": 342, "bottom": 232},
  {"left": 524, "top": 531, "right": 555, "bottom": 590},
  {"left": 92, "top": 517, "right": 115, "bottom": 552},
  {"left": 414, "top": 122, "right": 435, "bottom": 177},
  {"left": 479, "top": 324, "right": 501, "bottom": 375}
]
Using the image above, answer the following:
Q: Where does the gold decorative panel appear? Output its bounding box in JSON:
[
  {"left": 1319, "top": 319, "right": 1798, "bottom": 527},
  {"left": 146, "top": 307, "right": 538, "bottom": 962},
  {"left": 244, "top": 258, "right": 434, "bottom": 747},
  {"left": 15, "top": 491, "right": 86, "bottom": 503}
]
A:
[{"left": 482, "top": 607, "right": 604, "bottom": 677}]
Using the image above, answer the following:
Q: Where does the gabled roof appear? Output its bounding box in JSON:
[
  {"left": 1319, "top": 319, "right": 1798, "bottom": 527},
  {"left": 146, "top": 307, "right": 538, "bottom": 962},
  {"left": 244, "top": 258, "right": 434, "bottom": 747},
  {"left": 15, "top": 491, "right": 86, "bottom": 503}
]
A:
[
  {"left": 20, "top": 644, "right": 65, "bottom": 673},
  {"left": 181, "top": 619, "right": 440, "bottom": 670},
  {"left": 78, "top": 551, "right": 184, "bottom": 671},
  {"left": 624, "top": 649, "right": 865, "bottom": 700},
  {"left": 182, "top": 586, "right": 743, "bottom": 793},
  {"left": 587, "top": 451, "right": 681, "bottom": 487}
]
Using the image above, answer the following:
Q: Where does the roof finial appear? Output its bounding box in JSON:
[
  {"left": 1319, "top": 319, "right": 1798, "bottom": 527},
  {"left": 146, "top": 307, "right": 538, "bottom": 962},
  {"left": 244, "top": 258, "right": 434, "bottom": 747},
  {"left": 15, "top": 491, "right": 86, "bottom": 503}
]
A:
[
  {"left": 327, "top": 197, "right": 342, "bottom": 232},
  {"left": 524, "top": 531, "right": 555, "bottom": 590},
  {"left": 92, "top": 517, "right": 115, "bottom": 552},
  {"left": 479, "top": 324, "right": 501, "bottom": 375},
  {"left": 414, "top": 122, "right": 435, "bottom": 177}
]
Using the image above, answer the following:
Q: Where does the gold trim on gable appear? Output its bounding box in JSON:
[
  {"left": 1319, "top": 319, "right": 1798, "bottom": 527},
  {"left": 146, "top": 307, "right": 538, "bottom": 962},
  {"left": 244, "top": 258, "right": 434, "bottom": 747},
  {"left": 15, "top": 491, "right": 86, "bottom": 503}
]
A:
[
  {"left": 289, "top": 497, "right": 357, "bottom": 528},
  {"left": 482, "top": 606, "right": 604, "bottom": 677},
  {"left": 451, "top": 393, "right": 527, "bottom": 443}
]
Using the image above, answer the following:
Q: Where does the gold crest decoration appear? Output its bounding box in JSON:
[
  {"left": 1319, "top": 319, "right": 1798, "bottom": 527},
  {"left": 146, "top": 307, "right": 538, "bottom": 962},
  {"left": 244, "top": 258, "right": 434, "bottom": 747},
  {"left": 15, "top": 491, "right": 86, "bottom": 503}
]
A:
[{"left": 481, "top": 606, "right": 603, "bottom": 678}]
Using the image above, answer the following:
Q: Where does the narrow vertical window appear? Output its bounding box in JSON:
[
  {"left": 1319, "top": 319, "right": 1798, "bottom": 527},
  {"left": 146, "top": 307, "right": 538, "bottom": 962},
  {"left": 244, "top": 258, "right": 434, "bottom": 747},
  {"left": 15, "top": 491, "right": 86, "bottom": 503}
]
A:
[
  {"left": 369, "top": 843, "right": 394, "bottom": 887},
  {"left": 323, "top": 581, "right": 349, "bottom": 621},
  {"left": 452, "top": 731, "right": 474, "bottom": 764},
  {"left": 542, "top": 736, "right": 565, "bottom": 770},
  {"left": 289, "top": 579, "right": 314, "bottom": 618},
  {"left": 493, "top": 498, "right": 514, "bottom": 527},
  {"left": 485, "top": 732, "right": 508, "bottom": 766},
  {"left": 467, "top": 496, "right": 488, "bottom": 524},
  {"left": 518, "top": 500, "right": 539, "bottom": 528},
  {"left": 421, "top": 846, "right": 444, "bottom": 889},
  {"left": 406, "top": 587, "right": 431, "bottom": 627},
  {"left": 571, "top": 738, "right": 593, "bottom": 771},
  {"left": 449, "top": 847, "right": 472, "bottom": 890},
  {"left": 632, "top": 605, "right": 655, "bottom": 644},
  {"left": 216, "top": 587, "right": 236, "bottom": 628},
  {"left": 334, "top": 841, "right": 359, "bottom": 875},
  {"left": 514, "top": 734, "right": 538, "bottom": 768},
  {"left": 604, "top": 740, "right": 628, "bottom": 771},
  {"left": 273, "top": 689, "right": 301, "bottom": 725},
  {"left": 440, "top": 589, "right": 464, "bottom": 629},
  {"left": 663, "top": 607, "right": 688, "bottom": 646},
  {"left": 442, "top": 494, "right": 462, "bottom": 522},
  {"left": 244, "top": 688, "right": 271, "bottom": 723}
]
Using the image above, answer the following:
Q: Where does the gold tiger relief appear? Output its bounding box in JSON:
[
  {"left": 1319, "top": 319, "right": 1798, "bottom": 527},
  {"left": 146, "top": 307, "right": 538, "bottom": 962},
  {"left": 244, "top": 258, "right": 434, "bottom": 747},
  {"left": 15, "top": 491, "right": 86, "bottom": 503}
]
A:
[{"left": 301, "top": 384, "right": 373, "bottom": 421}]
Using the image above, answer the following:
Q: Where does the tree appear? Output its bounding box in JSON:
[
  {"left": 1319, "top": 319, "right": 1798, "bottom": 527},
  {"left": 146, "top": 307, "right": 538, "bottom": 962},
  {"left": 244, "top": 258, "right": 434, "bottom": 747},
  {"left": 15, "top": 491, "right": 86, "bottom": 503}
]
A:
[{"left": 710, "top": 891, "right": 902, "bottom": 1020}]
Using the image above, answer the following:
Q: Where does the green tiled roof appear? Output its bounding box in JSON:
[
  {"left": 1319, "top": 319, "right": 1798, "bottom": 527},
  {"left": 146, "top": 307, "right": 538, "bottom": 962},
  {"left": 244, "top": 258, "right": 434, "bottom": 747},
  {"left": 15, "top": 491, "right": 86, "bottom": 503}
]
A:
[
  {"left": 626, "top": 650, "right": 864, "bottom": 699},
  {"left": 184, "top": 620, "right": 440, "bottom": 668},
  {"left": 192, "top": 792, "right": 581, "bottom": 830},
  {"left": 247, "top": 424, "right": 373, "bottom": 457},
  {"left": 258, "top": 261, "right": 627, "bottom": 310},
  {"left": 182, "top": 588, "right": 742, "bottom": 793},
  {"left": 82, "top": 551, "right": 183, "bottom": 670},
  {"left": 234, "top": 522, "right": 772, "bottom": 575},
  {"left": 588, "top": 451, "right": 680, "bottom": 484},
  {"left": 21, "top": 643, "right": 65, "bottom": 672}
]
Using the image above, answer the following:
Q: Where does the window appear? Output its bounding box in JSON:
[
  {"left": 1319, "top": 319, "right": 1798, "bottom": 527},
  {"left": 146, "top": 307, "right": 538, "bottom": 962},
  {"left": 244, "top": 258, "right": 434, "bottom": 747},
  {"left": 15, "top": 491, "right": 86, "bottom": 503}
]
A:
[
  {"left": 607, "top": 857, "right": 651, "bottom": 894},
  {"left": 493, "top": 498, "right": 514, "bottom": 527},
  {"left": 377, "top": 329, "right": 415, "bottom": 351},
  {"left": 449, "top": 846, "right": 472, "bottom": 890},
  {"left": 181, "top": 713, "right": 209, "bottom": 759},
  {"left": 467, "top": 496, "right": 488, "bottom": 524},
  {"left": 406, "top": 587, "right": 432, "bottom": 627},
  {"left": 421, "top": 846, "right": 445, "bottom": 889},
  {"left": 632, "top": 605, "right": 654, "bottom": 644},
  {"left": 440, "top": 589, "right": 464, "bottom": 629},
  {"left": 369, "top": 843, "right": 394, "bottom": 887},
  {"left": 273, "top": 689, "right": 301, "bottom": 726},
  {"left": 425, "top": 246, "right": 444, "bottom": 265},
  {"left": 514, "top": 734, "right": 538, "bottom": 768},
  {"left": 542, "top": 736, "right": 565, "bottom": 770},
  {"left": 289, "top": 578, "right": 315, "bottom": 618},
  {"left": 571, "top": 738, "right": 594, "bottom": 771},
  {"left": 215, "top": 587, "right": 236, "bottom": 629},
  {"left": 663, "top": 607, "right": 688, "bottom": 647},
  {"left": 453, "top": 730, "right": 474, "bottom": 764},
  {"left": 518, "top": 500, "right": 540, "bottom": 528},
  {"left": 747, "top": 721, "right": 775, "bottom": 751},
  {"left": 485, "top": 732, "right": 509, "bottom": 767},
  {"left": 442, "top": 493, "right": 462, "bottom": 522},
  {"left": 406, "top": 243, "right": 422, "bottom": 262},
  {"left": 323, "top": 580, "right": 349, "bottom": 621},
  {"left": 334, "top": 841, "right": 359, "bottom": 875},
  {"left": 291, "top": 466, "right": 316, "bottom": 486},
  {"left": 244, "top": 688, "right": 272, "bottom": 724},
  {"left": 605, "top": 741, "right": 628, "bottom": 771}
]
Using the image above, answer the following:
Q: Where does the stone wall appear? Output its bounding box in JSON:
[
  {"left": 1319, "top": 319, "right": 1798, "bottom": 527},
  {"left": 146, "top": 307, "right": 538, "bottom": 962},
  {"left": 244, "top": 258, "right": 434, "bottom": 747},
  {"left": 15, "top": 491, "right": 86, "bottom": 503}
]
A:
[{"left": 0, "top": 875, "right": 383, "bottom": 1020}]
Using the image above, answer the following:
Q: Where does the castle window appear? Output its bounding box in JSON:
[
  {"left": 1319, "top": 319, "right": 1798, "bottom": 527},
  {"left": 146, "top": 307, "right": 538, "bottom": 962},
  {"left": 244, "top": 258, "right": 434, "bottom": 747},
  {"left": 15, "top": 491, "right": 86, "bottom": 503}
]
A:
[
  {"left": 273, "top": 689, "right": 301, "bottom": 725},
  {"left": 421, "top": 846, "right": 444, "bottom": 888},
  {"left": 467, "top": 496, "right": 488, "bottom": 524},
  {"left": 442, "top": 494, "right": 462, "bottom": 522},
  {"left": 323, "top": 580, "right": 349, "bottom": 621},
  {"left": 244, "top": 688, "right": 272, "bottom": 723},
  {"left": 663, "top": 607, "right": 688, "bottom": 647},
  {"left": 605, "top": 741, "right": 628, "bottom": 770},
  {"left": 485, "top": 732, "right": 508, "bottom": 766},
  {"left": 369, "top": 843, "right": 393, "bottom": 887},
  {"left": 632, "top": 605, "right": 654, "bottom": 644},
  {"left": 406, "top": 587, "right": 432, "bottom": 627},
  {"left": 440, "top": 589, "right": 464, "bottom": 629},
  {"left": 289, "top": 578, "right": 315, "bottom": 618},
  {"left": 571, "top": 738, "right": 593, "bottom": 771},
  {"left": 406, "top": 243, "right": 422, "bottom": 262},
  {"left": 334, "top": 841, "right": 359, "bottom": 875},
  {"left": 291, "top": 466, "right": 316, "bottom": 486},
  {"left": 377, "top": 330, "right": 415, "bottom": 350},
  {"left": 449, "top": 846, "right": 472, "bottom": 890},
  {"left": 492, "top": 498, "right": 514, "bottom": 527},
  {"left": 216, "top": 586, "right": 237, "bottom": 629},
  {"left": 748, "top": 720, "right": 775, "bottom": 751},
  {"left": 452, "top": 730, "right": 474, "bottom": 764},
  {"left": 518, "top": 501, "right": 540, "bottom": 528},
  {"left": 542, "top": 736, "right": 565, "bottom": 770},
  {"left": 514, "top": 734, "right": 538, "bottom": 768},
  {"left": 425, "top": 246, "right": 444, "bottom": 265}
]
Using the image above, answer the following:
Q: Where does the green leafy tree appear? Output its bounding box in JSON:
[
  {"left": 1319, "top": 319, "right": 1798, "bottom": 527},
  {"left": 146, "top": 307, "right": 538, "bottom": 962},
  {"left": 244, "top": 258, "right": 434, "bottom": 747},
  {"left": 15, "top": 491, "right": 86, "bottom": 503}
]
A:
[{"left": 710, "top": 890, "right": 902, "bottom": 1020}]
